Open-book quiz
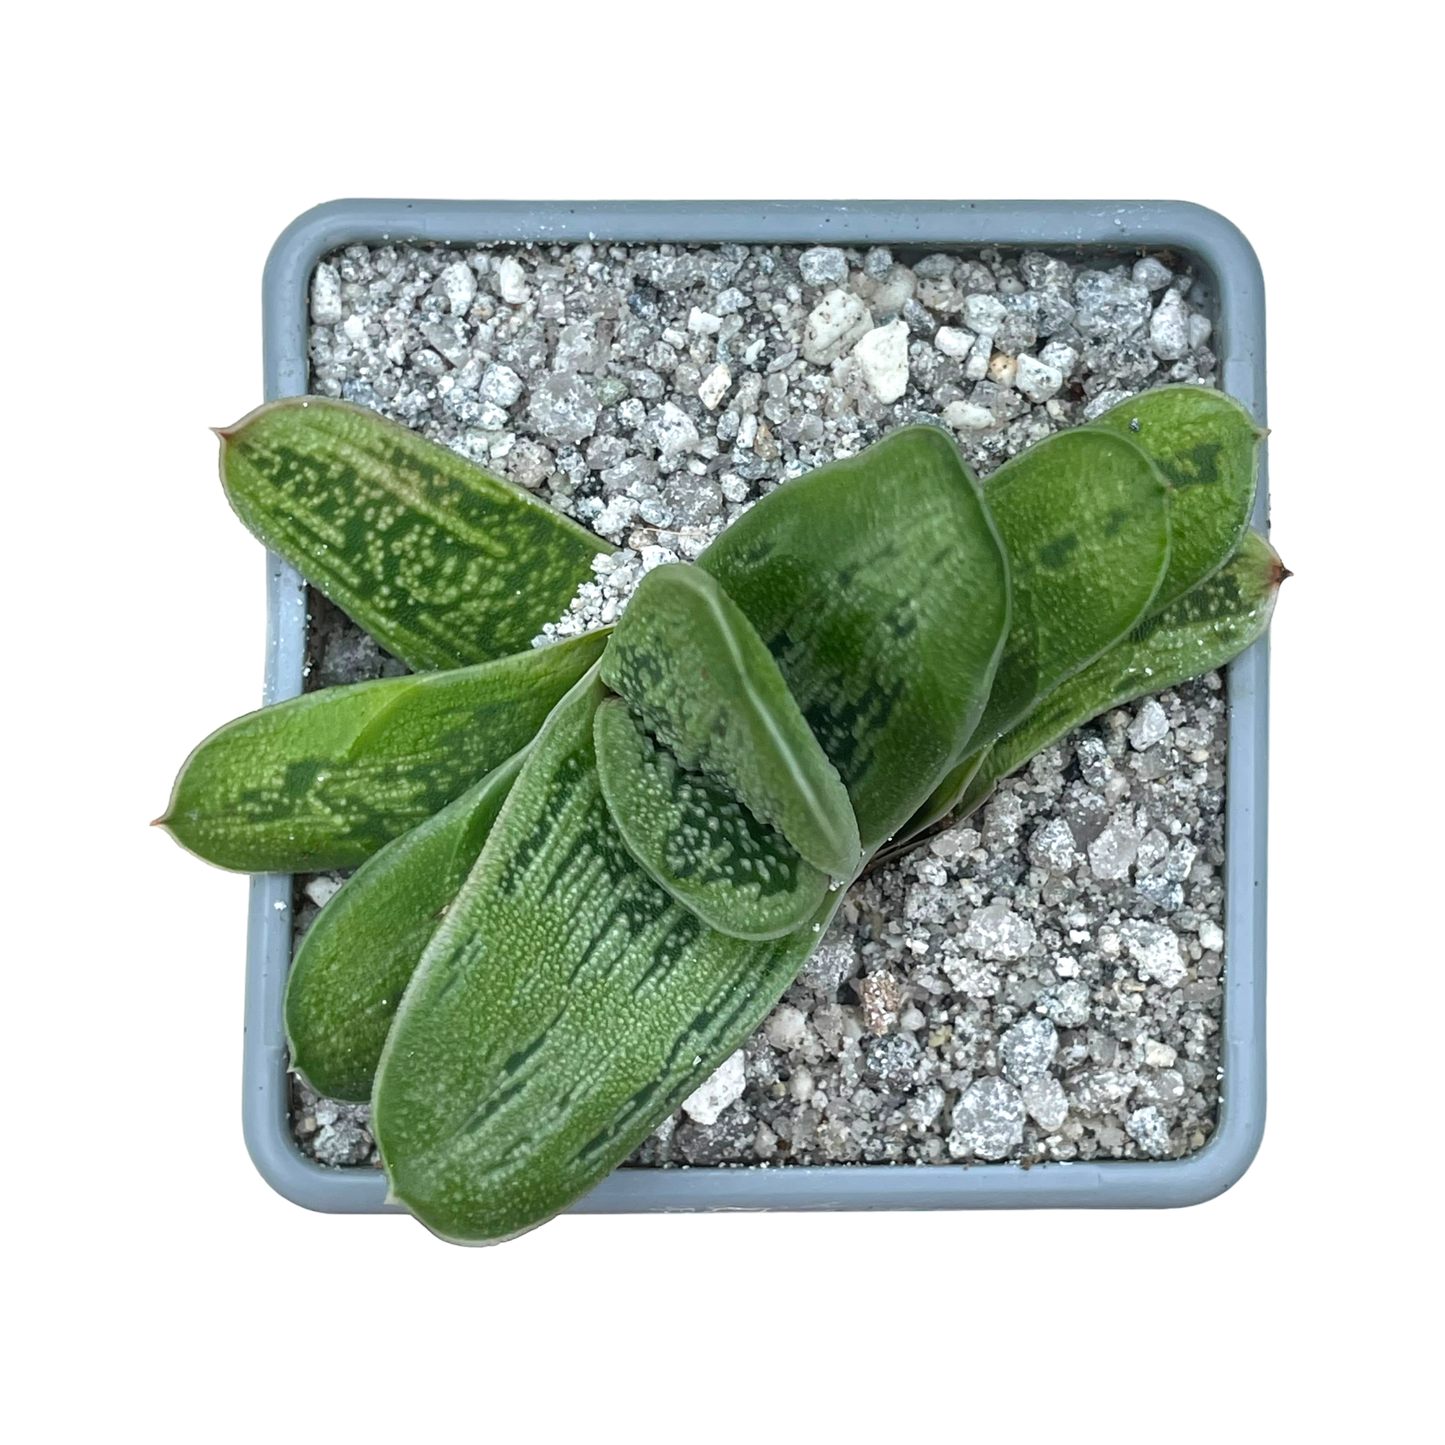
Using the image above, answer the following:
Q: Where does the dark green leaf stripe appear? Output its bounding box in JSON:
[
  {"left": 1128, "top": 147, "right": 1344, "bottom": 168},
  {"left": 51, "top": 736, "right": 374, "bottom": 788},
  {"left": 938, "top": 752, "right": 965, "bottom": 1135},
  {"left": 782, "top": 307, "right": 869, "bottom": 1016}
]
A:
[
  {"left": 593, "top": 696, "right": 830, "bottom": 940},
  {"left": 698, "top": 425, "right": 1010, "bottom": 851},
  {"left": 967, "top": 426, "right": 1171, "bottom": 748},
  {"left": 956, "top": 529, "right": 1285, "bottom": 821},
  {"left": 922, "top": 394, "right": 1261, "bottom": 833},
  {"left": 372, "top": 671, "right": 831, "bottom": 1244},
  {"left": 219, "top": 397, "right": 612, "bottom": 670},
  {"left": 158, "top": 630, "right": 606, "bottom": 872},
  {"left": 286, "top": 749, "right": 528, "bottom": 1102},
  {"left": 600, "top": 563, "right": 859, "bottom": 879},
  {"left": 1090, "top": 385, "right": 1261, "bottom": 608}
]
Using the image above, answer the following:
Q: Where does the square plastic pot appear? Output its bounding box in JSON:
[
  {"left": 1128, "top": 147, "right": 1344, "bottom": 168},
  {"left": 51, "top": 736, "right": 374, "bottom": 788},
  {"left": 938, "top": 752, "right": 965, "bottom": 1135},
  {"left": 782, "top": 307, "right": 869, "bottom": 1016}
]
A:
[{"left": 243, "top": 199, "right": 1269, "bottom": 1216}]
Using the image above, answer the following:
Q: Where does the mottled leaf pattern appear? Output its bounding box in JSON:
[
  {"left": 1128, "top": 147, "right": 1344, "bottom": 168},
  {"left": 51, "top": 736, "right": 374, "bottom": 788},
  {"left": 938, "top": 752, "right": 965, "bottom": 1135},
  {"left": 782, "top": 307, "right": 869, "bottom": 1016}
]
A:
[
  {"left": 967, "top": 426, "right": 1171, "bottom": 748},
  {"left": 698, "top": 425, "right": 1010, "bottom": 849},
  {"left": 160, "top": 630, "right": 605, "bottom": 871},
  {"left": 159, "top": 385, "right": 1282, "bottom": 1247},
  {"left": 219, "top": 398, "right": 612, "bottom": 670},
  {"left": 372, "top": 672, "right": 832, "bottom": 1244},
  {"left": 594, "top": 697, "right": 830, "bottom": 939},
  {"left": 285, "top": 750, "right": 527, "bottom": 1101},
  {"left": 600, "top": 563, "right": 859, "bottom": 878},
  {"left": 1090, "top": 385, "right": 1261, "bottom": 607},
  {"left": 959, "top": 530, "right": 1284, "bottom": 819}
]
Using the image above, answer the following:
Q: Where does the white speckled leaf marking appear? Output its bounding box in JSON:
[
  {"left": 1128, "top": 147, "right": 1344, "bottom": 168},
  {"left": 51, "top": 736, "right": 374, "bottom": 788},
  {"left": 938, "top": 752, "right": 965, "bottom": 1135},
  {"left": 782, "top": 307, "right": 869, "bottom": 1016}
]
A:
[
  {"left": 593, "top": 696, "right": 830, "bottom": 939},
  {"left": 1090, "top": 385, "right": 1262, "bottom": 608},
  {"left": 698, "top": 425, "right": 1010, "bottom": 850},
  {"left": 600, "top": 562, "right": 859, "bottom": 879},
  {"left": 159, "top": 630, "right": 606, "bottom": 872},
  {"left": 285, "top": 749, "right": 528, "bottom": 1102},
  {"left": 372, "top": 670, "right": 832, "bottom": 1244},
  {"left": 219, "top": 397, "right": 612, "bottom": 670}
]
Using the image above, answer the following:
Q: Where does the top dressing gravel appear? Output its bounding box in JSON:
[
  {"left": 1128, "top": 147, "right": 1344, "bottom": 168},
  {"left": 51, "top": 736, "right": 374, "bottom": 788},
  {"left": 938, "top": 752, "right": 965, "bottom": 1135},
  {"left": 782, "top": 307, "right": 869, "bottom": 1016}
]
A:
[{"left": 289, "top": 240, "right": 1229, "bottom": 1172}]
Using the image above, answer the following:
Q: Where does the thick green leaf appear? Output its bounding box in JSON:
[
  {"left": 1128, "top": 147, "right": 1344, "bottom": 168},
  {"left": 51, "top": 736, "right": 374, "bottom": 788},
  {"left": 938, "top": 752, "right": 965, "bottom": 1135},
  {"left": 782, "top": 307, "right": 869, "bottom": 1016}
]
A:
[
  {"left": 219, "top": 397, "right": 611, "bottom": 670},
  {"left": 698, "top": 425, "right": 1010, "bottom": 850},
  {"left": 1090, "top": 385, "right": 1262, "bottom": 607},
  {"left": 158, "top": 631, "right": 606, "bottom": 872},
  {"left": 903, "top": 404, "right": 1259, "bottom": 843},
  {"left": 599, "top": 563, "right": 859, "bottom": 879},
  {"left": 967, "top": 426, "right": 1171, "bottom": 748},
  {"left": 285, "top": 750, "right": 527, "bottom": 1102},
  {"left": 593, "top": 696, "right": 830, "bottom": 939},
  {"left": 882, "top": 747, "right": 990, "bottom": 856},
  {"left": 954, "top": 529, "right": 1285, "bottom": 822},
  {"left": 372, "top": 670, "right": 832, "bottom": 1244}
]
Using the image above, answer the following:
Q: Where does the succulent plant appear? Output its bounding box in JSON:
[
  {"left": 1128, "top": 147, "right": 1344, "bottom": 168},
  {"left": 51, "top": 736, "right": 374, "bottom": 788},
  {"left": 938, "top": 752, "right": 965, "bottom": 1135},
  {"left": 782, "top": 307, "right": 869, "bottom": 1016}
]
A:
[{"left": 160, "top": 387, "right": 1284, "bottom": 1245}]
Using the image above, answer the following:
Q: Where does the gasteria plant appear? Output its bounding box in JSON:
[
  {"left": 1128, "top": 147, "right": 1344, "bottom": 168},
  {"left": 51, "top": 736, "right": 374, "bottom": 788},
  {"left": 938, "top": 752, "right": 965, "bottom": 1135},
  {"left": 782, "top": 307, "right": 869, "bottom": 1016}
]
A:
[{"left": 160, "top": 387, "right": 1285, "bottom": 1244}]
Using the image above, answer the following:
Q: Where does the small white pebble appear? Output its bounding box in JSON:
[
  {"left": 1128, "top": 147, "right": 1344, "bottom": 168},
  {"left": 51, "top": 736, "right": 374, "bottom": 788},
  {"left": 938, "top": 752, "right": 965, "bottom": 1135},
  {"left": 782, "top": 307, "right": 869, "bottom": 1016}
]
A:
[
  {"left": 697, "top": 362, "right": 732, "bottom": 410},
  {"left": 764, "top": 1004, "right": 808, "bottom": 1052},
  {"left": 943, "top": 400, "right": 995, "bottom": 431},
  {"left": 853, "top": 320, "right": 910, "bottom": 403},
  {"left": 1149, "top": 288, "right": 1191, "bottom": 361},
  {"left": 496, "top": 255, "right": 530, "bottom": 304},
  {"left": 964, "top": 293, "right": 1008, "bottom": 333},
  {"left": 303, "top": 876, "right": 342, "bottom": 908},
  {"left": 1129, "top": 698, "right": 1170, "bottom": 750},
  {"left": 681, "top": 1050, "right": 747, "bottom": 1125},
  {"left": 963, "top": 334, "right": 993, "bottom": 381},
  {"left": 1014, "top": 353, "right": 1063, "bottom": 403},
  {"left": 640, "top": 545, "right": 679, "bottom": 572},
  {"left": 688, "top": 306, "right": 721, "bottom": 335},
  {"left": 439, "top": 260, "right": 476, "bottom": 316},
  {"left": 1132, "top": 256, "right": 1174, "bottom": 291},
  {"left": 1143, "top": 1038, "right": 1178, "bottom": 1069},
  {"left": 310, "top": 262, "right": 342, "bottom": 325},
  {"left": 934, "top": 326, "right": 976, "bottom": 359}
]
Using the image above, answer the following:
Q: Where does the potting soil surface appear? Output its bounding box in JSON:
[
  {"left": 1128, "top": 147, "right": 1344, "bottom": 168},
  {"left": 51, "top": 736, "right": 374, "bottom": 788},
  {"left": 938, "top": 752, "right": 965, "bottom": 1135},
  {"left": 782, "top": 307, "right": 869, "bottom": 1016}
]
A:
[{"left": 290, "top": 240, "right": 1231, "bottom": 1172}]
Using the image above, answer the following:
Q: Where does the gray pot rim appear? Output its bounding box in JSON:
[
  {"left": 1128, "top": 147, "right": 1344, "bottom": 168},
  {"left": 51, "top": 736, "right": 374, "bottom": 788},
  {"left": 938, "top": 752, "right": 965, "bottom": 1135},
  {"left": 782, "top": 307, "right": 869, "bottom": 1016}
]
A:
[{"left": 242, "top": 198, "right": 1269, "bottom": 1216}]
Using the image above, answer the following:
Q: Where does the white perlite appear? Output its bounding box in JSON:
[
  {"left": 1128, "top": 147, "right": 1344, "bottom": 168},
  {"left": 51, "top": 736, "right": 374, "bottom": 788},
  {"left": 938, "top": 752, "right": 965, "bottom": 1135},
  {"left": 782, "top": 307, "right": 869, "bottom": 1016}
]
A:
[
  {"left": 1015, "top": 353, "right": 1064, "bottom": 403},
  {"left": 310, "top": 261, "right": 342, "bottom": 325},
  {"left": 496, "top": 255, "right": 530, "bottom": 304},
  {"left": 964, "top": 293, "right": 1008, "bottom": 332},
  {"left": 681, "top": 1050, "right": 747, "bottom": 1126},
  {"left": 296, "top": 240, "right": 1229, "bottom": 1174},
  {"left": 934, "top": 326, "right": 975, "bottom": 359},
  {"left": 1149, "top": 289, "right": 1192, "bottom": 361},
  {"left": 439, "top": 260, "right": 476, "bottom": 316},
  {"left": 1129, "top": 698, "right": 1170, "bottom": 750},
  {"left": 802, "top": 288, "right": 872, "bottom": 365},
  {"left": 943, "top": 400, "right": 995, "bottom": 431},
  {"left": 853, "top": 321, "right": 910, "bottom": 403},
  {"left": 697, "top": 362, "right": 731, "bottom": 410}
]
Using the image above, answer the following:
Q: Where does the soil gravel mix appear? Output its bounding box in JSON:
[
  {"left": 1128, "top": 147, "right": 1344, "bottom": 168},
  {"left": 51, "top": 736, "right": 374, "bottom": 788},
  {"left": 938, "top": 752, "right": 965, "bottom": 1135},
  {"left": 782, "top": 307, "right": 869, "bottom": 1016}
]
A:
[{"left": 288, "top": 239, "right": 1229, "bottom": 1174}]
